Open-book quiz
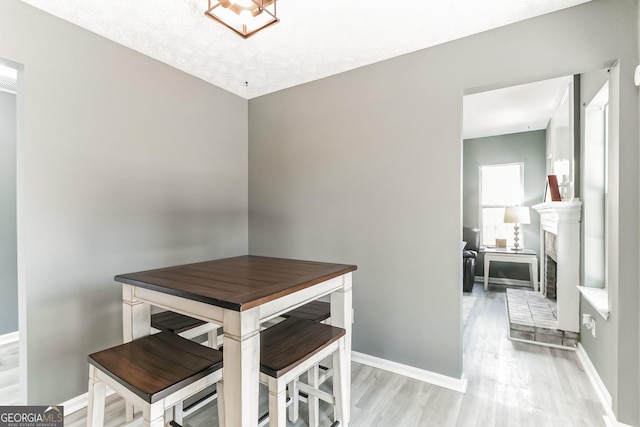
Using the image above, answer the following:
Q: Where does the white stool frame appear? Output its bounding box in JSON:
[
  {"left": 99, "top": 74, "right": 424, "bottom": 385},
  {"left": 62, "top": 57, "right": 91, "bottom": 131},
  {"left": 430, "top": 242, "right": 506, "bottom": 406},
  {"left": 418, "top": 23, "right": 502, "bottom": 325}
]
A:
[
  {"left": 260, "top": 334, "right": 348, "bottom": 427},
  {"left": 87, "top": 364, "right": 223, "bottom": 427}
]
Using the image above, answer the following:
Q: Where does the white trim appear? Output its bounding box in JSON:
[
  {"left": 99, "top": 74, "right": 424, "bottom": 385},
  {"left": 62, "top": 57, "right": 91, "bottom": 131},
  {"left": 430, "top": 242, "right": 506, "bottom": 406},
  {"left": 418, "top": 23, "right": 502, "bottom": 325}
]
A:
[
  {"left": 507, "top": 332, "right": 576, "bottom": 351},
  {"left": 0, "top": 331, "right": 19, "bottom": 346},
  {"left": 351, "top": 351, "right": 468, "bottom": 394},
  {"left": 575, "top": 343, "right": 618, "bottom": 425},
  {"left": 604, "top": 417, "right": 636, "bottom": 427},
  {"left": 474, "top": 276, "right": 533, "bottom": 288},
  {"left": 504, "top": 303, "right": 576, "bottom": 351},
  {"left": 577, "top": 286, "right": 610, "bottom": 320},
  {"left": 60, "top": 387, "right": 116, "bottom": 415}
]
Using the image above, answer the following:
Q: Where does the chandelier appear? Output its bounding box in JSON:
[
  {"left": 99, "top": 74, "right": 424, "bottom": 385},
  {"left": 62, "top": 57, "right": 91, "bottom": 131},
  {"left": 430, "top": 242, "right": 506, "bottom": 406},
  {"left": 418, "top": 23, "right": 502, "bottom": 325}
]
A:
[{"left": 205, "top": 0, "right": 278, "bottom": 39}]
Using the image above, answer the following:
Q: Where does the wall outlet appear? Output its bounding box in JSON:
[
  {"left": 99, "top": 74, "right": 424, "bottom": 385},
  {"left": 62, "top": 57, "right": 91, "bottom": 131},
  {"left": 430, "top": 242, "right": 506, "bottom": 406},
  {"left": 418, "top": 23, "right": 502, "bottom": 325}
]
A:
[{"left": 583, "top": 313, "right": 596, "bottom": 337}]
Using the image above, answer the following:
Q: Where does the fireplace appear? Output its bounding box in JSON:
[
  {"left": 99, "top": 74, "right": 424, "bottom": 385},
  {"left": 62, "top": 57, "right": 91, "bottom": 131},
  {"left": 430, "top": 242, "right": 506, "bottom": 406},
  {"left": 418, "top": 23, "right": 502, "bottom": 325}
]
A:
[
  {"left": 545, "top": 255, "right": 557, "bottom": 299},
  {"left": 544, "top": 231, "right": 558, "bottom": 299},
  {"left": 532, "top": 200, "right": 582, "bottom": 333}
]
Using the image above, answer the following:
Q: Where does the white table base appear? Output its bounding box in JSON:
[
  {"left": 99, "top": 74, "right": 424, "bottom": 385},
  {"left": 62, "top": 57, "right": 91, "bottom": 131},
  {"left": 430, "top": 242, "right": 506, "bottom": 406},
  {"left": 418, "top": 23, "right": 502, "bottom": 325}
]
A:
[{"left": 483, "top": 251, "right": 538, "bottom": 292}]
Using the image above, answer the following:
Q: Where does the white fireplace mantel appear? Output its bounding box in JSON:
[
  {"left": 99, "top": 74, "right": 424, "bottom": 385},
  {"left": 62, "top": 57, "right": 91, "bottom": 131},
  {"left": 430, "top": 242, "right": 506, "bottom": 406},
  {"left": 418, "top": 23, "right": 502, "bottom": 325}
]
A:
[
  {"left": 532, "top": 200, "right": 582, "bottom": 333},
  {"left": 532, "top": 200, "right": 582, "bottom": 234}
]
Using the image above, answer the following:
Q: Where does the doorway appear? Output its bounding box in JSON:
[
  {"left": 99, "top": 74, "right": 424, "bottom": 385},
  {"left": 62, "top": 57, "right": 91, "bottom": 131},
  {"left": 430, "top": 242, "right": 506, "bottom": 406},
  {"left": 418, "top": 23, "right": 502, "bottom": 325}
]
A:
[
  {"left": 461, "top": 75, "right": 572, "bottom": 294},
  {"left": 461, "top": 75, "right": 577, "bottom": 349},
  {"left": 0, "top": 60, "right": 19, "bottom": 404}
]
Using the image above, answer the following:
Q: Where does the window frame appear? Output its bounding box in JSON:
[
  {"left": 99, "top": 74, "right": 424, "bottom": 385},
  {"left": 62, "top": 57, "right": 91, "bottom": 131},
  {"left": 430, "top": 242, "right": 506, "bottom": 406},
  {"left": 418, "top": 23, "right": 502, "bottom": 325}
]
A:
[{"left": 478, "top": 162, "right": 525, "bottom": 247}]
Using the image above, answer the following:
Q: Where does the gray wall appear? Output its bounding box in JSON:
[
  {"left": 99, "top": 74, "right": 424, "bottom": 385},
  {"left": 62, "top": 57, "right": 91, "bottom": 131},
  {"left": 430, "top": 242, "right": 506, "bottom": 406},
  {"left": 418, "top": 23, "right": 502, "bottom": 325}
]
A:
[
  {"left": 0, "top": 0, "right": 248, "bottom": 404},
  {"left": 248, "top": 0, "right": 639, "bottom": 423},
  {"left": 579, "top": 68, "right": 614, "bottom": 395},
  {"left": 463, "top": 131, "right": 546, "bottom": 280},
  {"left": 0, "top": 90, "right": 17, "bottom": 335},
  {"left": 578, "top": 63, "right": 639, "bottom": 424}
]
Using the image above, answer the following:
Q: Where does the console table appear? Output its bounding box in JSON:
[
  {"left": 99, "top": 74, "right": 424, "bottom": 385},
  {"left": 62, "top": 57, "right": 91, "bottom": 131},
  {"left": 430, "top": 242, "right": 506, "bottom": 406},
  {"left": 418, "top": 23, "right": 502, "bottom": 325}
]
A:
[{"left": 483, "top": 248, "right": 538, "bottom": 292}]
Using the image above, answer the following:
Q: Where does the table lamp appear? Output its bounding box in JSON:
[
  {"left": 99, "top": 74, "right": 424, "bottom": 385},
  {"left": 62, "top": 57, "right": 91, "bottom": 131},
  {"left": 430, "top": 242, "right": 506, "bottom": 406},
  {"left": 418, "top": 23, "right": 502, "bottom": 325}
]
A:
[{"left": 503, "top": 206, "right": 530, "bottom": 251}]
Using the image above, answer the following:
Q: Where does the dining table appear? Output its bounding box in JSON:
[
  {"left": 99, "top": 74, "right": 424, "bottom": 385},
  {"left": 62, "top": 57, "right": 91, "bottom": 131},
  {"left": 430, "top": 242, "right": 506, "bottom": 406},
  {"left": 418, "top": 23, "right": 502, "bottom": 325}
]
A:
[{"left": 114, "top": 255, "right": 357, "bottom": 426}]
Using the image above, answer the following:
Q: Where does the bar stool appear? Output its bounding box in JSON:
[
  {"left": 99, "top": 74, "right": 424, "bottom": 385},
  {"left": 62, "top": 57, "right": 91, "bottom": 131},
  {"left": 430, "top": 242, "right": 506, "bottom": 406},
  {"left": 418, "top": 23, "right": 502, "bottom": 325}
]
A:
[
  {"left": 150, "top": 311, "right": 222, "bottom": 421},
  {"left": 151, "top": 311, "right": 221, "bottom": 348},
  {"left": 281, "top": 301, "right": 332, "bottom": 424},
  {"left": 87, "top": 331, "right": 224, "bottom": 427},
  {"left": 260, "top": 317, "right": 348, "bottom": 427},
  {"left": 281, "top": 300, "right": 331, "bottom": 323}
]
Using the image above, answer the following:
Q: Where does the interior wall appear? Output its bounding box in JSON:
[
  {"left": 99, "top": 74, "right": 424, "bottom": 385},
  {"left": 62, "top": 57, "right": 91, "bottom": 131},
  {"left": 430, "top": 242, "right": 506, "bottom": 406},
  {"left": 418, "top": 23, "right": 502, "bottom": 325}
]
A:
[
  {"left": 248, "top": 0, "right": 639, "bottom": 422},
  {"left": 463, "top": 130, "right": 546, "bottom": 280},
  {"left": 579, "top": 67, "right": 616, "bottom": 401},
  {"left": 0, "top": 0, "right": 248, "bottom": 404},
  {"left": 637, "top": 6, "right": 640, "bottom": 422},
  {"left": 0, "top": 90, "right": 18, "bottom": 336}
]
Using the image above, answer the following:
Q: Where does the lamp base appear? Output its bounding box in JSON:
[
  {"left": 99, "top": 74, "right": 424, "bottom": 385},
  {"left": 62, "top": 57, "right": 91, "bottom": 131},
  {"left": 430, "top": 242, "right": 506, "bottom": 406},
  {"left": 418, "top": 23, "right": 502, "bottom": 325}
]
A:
[{"left": 512, "top": 224, "right": 521, "bottom": 251}]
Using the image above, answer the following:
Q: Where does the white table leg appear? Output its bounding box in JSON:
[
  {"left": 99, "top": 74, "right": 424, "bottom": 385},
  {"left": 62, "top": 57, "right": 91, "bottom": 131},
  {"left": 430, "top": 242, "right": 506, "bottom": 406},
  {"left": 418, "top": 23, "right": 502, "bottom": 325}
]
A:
[
  {"left": 330, "top": 273, "right": 352, "bottom": 424},
  {"left": 332, "top": 339, "right": 348, "bottom": 427},
  {"left": 121, "top": 284, "right": 151, "bottom": 421},
  {"left": 530, "top": 258, "right": 539, "bottom": 292},
  {"left": 122, "top": 284, "right": 151, "bottom": 342},
  {"left": 484, "top": 257, "right": 490, "bottom": 291},
  {"left": 222, "top": 307, "right": 260, "bottom": 427}
]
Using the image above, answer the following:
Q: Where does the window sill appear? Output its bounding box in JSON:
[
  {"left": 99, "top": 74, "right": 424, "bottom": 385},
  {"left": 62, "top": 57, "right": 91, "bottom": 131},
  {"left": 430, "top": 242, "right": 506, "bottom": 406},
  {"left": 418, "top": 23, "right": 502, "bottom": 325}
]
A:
[{"left": 577, "top": 286, "right": 609, "bottom": 320}]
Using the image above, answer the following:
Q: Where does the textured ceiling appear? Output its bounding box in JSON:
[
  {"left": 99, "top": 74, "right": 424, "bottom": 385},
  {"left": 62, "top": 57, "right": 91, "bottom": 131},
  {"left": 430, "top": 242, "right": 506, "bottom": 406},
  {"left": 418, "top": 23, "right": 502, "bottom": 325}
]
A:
[{"left": 20, "top": 0, "right": 589, "bottom": 99}]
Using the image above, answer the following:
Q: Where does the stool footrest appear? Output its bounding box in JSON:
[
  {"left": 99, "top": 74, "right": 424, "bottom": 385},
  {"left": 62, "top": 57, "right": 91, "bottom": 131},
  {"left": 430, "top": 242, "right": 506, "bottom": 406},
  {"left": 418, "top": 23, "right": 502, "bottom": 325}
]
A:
[
  {"left": 258, "top": 396, "right": 292, "bottom": 427},
  {"left": 298, "top": 382, "right": 335, "bottom": 405}
]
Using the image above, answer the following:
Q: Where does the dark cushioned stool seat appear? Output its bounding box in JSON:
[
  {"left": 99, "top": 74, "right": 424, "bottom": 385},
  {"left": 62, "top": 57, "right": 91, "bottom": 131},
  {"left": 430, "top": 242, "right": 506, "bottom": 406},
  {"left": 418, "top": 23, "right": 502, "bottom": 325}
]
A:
[
  {"left": 88, "top": 331, "right": 223, "bottom": 404},
  {"left": 259, "top": 317, "right": 348, "bottom": 427},
  {"left": 151, "top": 311, "right": 208, "bottom": 335},
  {"left": 281, "top": 301, "right": 331, "bottom": 323}
]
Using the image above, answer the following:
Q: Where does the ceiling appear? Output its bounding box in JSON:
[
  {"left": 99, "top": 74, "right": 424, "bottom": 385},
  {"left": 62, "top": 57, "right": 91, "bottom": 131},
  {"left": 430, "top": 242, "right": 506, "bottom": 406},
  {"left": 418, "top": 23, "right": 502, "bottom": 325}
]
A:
[
  {"left": 18, "top": 0, "right": 588, "bottom": 99},
  {"left": 463, "top": 75, "right": 573, "bottom": 140}
]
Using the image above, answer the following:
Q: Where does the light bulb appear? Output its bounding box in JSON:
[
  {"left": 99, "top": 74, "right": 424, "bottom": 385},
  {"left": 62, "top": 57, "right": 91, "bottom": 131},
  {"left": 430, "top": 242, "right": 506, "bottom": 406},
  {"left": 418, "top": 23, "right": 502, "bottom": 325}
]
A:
[
  {"left": 233, "top": 0, "right": 254, "bottom": 8},
  {"left": 239, "top": 9, "right": 252, "bottom": 24}
]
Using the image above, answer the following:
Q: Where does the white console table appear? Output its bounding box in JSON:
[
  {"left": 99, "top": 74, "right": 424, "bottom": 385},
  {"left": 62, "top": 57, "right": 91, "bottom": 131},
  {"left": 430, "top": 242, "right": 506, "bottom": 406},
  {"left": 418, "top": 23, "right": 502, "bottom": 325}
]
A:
[{"left": 483, "top": 248, "right": 538, "bottom": 292}]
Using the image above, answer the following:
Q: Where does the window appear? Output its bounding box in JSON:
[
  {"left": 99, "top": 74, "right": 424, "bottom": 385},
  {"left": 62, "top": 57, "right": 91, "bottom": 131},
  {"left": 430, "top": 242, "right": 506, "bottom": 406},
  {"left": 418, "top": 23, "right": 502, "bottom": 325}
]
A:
[
  {"left": 583, "top": 81, "right": 609, "bottom": 288},
  {"left": 479, "top": 163, "right": 524, "bottom": 247}
]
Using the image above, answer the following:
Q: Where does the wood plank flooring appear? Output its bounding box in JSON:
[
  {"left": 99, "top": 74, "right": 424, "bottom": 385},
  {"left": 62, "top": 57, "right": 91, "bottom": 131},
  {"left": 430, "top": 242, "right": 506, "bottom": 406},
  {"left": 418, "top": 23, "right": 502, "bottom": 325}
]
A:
[
  {"left": 460, "top": 285, "right": 604, "bottom": 427},
  {"left": 0, "top": 339, "right": 18, "bottom": 405},
  {"left": 6, "top": 283, "right": 607, "bottom": 426}
]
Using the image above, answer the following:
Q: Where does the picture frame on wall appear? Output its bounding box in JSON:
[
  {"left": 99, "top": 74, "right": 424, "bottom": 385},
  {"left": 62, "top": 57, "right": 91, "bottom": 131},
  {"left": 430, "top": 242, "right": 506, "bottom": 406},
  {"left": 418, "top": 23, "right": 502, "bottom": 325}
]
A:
[{"left": 544, "top": 175, "right": 562, "bottom": 202}]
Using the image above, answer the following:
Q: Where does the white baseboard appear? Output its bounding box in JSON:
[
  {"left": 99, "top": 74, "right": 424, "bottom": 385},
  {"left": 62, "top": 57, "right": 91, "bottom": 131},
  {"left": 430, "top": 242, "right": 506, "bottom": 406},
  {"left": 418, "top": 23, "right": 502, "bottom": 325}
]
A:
[
  {"left": 0, "top": 331, "right": 19, "bottom": 346},
  {"left": 61, "top": 388, "right": 116, "bottom": 415},
  {"left": 64, "top": 353, "right": 469, "bottom": 417},
  {"left": 604, "top": 416, "right": 636, "bottom": 427},
  {"left": 351, "top": 351, "right": 468, "bottom": 393},
  {"left": 61, "top": 392, "right": 90, "bottom": 415},
  {"left": 575, "top": 343, "right": 626, "bottom": 426}
]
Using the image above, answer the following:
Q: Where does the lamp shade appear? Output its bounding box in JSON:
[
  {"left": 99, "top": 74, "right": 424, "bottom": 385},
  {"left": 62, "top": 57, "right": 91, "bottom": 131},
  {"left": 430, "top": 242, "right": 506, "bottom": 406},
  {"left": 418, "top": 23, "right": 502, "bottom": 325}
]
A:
[{"left": 503, "top": 206, "right": 530, "bottom": 224}]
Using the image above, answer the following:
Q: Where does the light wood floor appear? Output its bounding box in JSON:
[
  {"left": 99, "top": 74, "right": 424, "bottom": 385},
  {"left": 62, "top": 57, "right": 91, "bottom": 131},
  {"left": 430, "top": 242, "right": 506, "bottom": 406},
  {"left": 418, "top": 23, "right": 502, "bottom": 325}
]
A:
[
  {"left": 6, "top": 283, "right": 607, "bottom": 426},
  {"left": 0, "top": 338, "right": 18, "bottom": 405}
]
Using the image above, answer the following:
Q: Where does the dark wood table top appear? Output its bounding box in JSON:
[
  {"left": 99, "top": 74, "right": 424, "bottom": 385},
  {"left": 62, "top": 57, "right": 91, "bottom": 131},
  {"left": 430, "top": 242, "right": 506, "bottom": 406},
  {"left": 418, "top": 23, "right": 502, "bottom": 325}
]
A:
[{"left": 115, "top": 255, "right": 357, "bottom": 311}]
